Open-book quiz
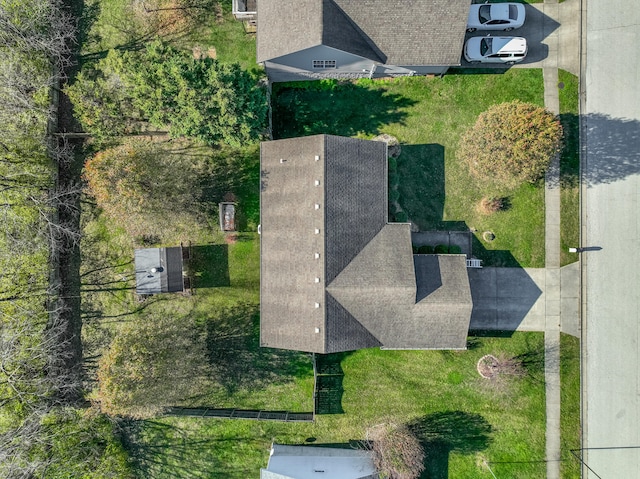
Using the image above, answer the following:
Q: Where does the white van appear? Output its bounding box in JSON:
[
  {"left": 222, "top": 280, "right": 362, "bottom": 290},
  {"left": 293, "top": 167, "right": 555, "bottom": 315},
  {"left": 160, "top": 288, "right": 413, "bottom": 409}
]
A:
[{"left": 464, "top": 36, "right": 528, "bottom": 64}]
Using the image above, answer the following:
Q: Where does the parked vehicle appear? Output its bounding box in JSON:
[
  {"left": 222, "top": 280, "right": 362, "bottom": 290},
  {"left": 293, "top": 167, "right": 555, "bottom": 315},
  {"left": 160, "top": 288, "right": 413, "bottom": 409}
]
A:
[
  {"left": 463, "top": 36, "right": 528, "bottom": 64},
  {"left": 467, "top": 2, "right": 526, "bottom": 32}
]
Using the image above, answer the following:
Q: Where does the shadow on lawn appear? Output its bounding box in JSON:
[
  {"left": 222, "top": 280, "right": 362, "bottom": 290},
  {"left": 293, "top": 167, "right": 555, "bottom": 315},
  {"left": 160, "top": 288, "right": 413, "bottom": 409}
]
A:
[
  {"left": 271, "top": 81, "right": 416, "bottom": 139},
  {"left": 313, "top": 353, "right": 351, "bottom": 415},
  {"left": 409, "top": 411, "right": 493, "bottom": 479},
  {"left": 189, "top": 245, "right": 230, "bottom": 288},
  {"left": 205, "top": 303, "right": 312, "bottom": 393},
  {"left": 120, "top": 419, "right": 247, "bottom": 479}
]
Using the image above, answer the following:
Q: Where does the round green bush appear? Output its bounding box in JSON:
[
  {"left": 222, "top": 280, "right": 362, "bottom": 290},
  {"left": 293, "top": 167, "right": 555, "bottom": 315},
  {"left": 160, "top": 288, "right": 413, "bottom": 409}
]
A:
[
  {"left": 434, "top": 244, "right": 449, "bottom": 254},
  {"left": 449, "top": 244, "right": 462, "bottom": 254},
  {"left": 417, "top": 245, "right": 433, "bottom": 254}
]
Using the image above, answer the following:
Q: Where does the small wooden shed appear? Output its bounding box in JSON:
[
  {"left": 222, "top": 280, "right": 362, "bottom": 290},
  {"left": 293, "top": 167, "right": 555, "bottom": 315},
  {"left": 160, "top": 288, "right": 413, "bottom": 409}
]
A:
[{"left": 134, "top": 247, "right": 185, "bottom": 294}]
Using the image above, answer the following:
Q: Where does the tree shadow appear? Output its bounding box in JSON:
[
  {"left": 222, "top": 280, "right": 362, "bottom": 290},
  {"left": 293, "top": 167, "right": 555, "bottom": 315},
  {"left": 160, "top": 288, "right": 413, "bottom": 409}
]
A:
[
  {"left": 559, "top": 113, "right": 580, "bottom": 188},
  {"left": 583, "top": 113, "right": 640, "bottom": 186},
  {"left": 408, "top": 411, "right": 493, "bottom": 479},
  {"left": 205, "top": 303, "right": 313, "bottom": 393},
  {"left": 188, "top": 245, "right": 230, "bottom": 288},
  {"left": 271, "top": 81, "right": 415, "bottom": 139},
  {"left": 119, "top": 419, "right": 246, "bottom": 479}
]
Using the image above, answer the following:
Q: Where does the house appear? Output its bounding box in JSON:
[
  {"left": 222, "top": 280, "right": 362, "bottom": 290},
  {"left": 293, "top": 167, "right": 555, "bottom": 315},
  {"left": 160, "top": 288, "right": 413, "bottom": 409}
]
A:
[
  {"left": 261, "top": 444, "right": 378, "bottom": 479},
  {"left": 256, "top": 0, "right": 470, "bottom": 82},
  {"left": 134, "top": 247, "right": 186, "bottom": 294},
  {"left": 260, "top": 135, "right": 473, "bottom": 353}
]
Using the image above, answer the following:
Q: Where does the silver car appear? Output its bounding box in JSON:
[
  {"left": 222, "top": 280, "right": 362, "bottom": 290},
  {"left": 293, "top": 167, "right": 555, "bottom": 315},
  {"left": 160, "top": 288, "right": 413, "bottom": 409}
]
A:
[{"left": 467, "top": 2, "right": 526, "bottom": 32}]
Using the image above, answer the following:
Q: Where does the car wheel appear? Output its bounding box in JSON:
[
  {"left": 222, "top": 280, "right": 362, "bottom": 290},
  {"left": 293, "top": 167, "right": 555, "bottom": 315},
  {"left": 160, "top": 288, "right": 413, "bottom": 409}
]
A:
[
  {"left": 466, "top": 28, "right": 476, "bottom": 33},
  {"left": 505, "top": 27, "right": 513, "bottom": 31}
]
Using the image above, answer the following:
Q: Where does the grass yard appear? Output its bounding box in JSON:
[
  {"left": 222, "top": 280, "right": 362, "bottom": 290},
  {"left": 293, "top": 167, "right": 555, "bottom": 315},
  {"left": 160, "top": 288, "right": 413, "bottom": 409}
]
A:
[
  {"left": 560, "top": 334, "right": 581, "bottom": 478},
  {"left": 80, "top": 0, "right": 261, "bottom": 76},
  {"left": 274, "top": 70, "right": 546, "bottom": 267},
  {"left": 123, "top": 333, "right": 547, "bottom": 479},
  {"left": 558, "top": 69, "right": 580, "bottom": 266}
]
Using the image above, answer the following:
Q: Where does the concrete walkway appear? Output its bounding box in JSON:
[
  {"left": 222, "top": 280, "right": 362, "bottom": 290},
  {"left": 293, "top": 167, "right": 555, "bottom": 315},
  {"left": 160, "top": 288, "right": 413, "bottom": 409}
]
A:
[{"left": 541, "top": 1, "right": 580, "bottom": 477}]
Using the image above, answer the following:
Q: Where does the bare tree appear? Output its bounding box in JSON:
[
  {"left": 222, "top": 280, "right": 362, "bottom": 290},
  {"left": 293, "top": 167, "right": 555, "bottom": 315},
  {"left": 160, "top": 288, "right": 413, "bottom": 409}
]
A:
[
  {"left": 365, "top": 423, "right": 425, "bottom": 479},
  {"left": 0, "top": 0, "right": 76, "bottom": 69}
]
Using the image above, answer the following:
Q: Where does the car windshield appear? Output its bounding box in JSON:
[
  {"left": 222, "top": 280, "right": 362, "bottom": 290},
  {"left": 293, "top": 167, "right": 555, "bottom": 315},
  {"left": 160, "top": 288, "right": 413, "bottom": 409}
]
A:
[
  {"left": 479, "top": 5, "right": 492, "bottom": 23},
  {"left": 480, "top": 38, "right": 492, "bottom": 56},
  {"left": 509, "top": 4, "right": 518, "bottom": 20}
]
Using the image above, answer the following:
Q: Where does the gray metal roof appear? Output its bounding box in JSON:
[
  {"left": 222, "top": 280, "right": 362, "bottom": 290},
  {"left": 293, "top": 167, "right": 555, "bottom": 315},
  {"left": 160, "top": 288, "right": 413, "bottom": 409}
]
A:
[
  {"left": 262, "top": 444, "right": 378, "bottom": 479},
  {"left": 260, "top": 135, "right": 472, "bottom": 353},
  {"left": 257, "top": 0, "right": 468, "bottom": 66},
  {"left": 134, "top": 247, "right": 184, "bottom": 294}
]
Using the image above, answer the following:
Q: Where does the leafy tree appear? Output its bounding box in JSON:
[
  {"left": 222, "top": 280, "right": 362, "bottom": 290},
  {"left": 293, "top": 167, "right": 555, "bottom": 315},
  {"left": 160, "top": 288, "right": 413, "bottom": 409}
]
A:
[
  {"left": 66, "top": 69, "right": 143, "bottom": 140},
  {"left": 83, "top": 138, "right": 208, "bottom": 240},
  {"left": 458, "top": 101, "right": 562, "bottom": 189},
  {"left": 95, "top": 315, "right": 214, "bottom": 418},
  {"left": 69, "top": 41, "right": 267, "bottom": 146}
]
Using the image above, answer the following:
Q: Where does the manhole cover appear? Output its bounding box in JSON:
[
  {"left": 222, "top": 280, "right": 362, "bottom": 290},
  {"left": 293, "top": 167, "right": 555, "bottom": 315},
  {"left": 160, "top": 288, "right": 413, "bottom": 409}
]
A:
[{"left": 558, "top": 81, "right": 565, "bottom": 89}]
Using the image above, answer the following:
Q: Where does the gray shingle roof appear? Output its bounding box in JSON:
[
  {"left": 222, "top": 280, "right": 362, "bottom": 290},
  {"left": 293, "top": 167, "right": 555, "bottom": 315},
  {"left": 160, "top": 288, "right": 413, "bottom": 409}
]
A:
[
  {"left": 257, "top": 0, "right": 468, "bottom": 66},
  {"left": 260, "top": 135, "right": 472, "bottom": 353}
]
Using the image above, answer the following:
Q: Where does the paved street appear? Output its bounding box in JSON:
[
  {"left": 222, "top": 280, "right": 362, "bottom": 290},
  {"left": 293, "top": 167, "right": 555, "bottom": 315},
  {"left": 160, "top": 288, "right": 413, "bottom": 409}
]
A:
[{"left": 582, "top": 0, "right": 640, "bottom": 477}]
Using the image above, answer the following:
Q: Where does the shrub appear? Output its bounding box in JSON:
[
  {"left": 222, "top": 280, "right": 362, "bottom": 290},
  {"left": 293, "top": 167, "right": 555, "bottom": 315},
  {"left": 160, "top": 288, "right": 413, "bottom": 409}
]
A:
[
  {"left": 449, "top": 244, "right": 462, "bottom": 254},
  {"left": 458, "top": 101, "right": 562, "bottom": 189},
  {"left": 478, "top": 196, "right": 504, "bottom": 215},
  {"left": 417, "top": 245, "right": 433, "bottom": 254},
  {"left": 388, "top": 157, "right": 398, "bottom": 172},
  {"left": 367, "top": 423, "right": 425, "bottom": 479},
  {"left": 434, "top": 244, "right": 448, "bottom": 254}
]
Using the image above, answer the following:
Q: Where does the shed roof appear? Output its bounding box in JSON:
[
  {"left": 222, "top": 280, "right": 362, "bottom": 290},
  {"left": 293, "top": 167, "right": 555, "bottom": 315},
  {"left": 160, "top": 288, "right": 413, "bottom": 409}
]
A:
[
  {"left": 261, "top": 444, "right": 378, "bottom": 479},
  {"left": 134, "top": 247, "right": 184, "bottom": 294},
  {"left": 257, "top": 0, "right": 469, "bottom": 66},
  {"left": 260, "top": 135, "right": 472, "bottom": 353}
]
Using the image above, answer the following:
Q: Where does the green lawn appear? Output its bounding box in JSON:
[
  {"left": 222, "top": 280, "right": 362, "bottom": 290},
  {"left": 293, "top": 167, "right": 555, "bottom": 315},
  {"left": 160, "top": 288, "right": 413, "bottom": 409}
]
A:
[
  {"left": 558, "top": 70, "right": 580, "bottom": 266},
  {"left": 80, "top": 0, "right": 261, "bottom": 76},
  {"left": 274, "top": 70, "right": 546, "bottom": 267},
  {"left": 560, "top": 334, "right": 581, "bottom": 478},
  {"left": 124, "top": 333, "right": 547, "bottom": 479}
]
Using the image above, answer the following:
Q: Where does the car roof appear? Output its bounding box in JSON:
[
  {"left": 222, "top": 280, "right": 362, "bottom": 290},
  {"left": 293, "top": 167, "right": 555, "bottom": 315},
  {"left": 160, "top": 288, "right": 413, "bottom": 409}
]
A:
[
  {"left": 490, "top": 36, "right": 527, "bottom": 53},
  {"left": 489, "top": 3, "right": 511, "bottom": 20}
]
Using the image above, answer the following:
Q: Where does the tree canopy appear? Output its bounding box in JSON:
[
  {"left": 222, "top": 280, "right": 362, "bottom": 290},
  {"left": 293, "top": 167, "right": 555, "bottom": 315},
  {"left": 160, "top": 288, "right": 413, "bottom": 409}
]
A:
[
  {"left": 458, "top": 101, "right": 563, "bottom": 190},
  {"left": 83, "top": 138, "right": 210, "bottom": 240},
  {"left": 68, "top": 40, "right": 267, "bottom": 146},
  {"left": 95, "top": 315, "right": 213, "bottom": 418}
]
